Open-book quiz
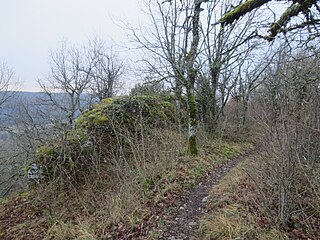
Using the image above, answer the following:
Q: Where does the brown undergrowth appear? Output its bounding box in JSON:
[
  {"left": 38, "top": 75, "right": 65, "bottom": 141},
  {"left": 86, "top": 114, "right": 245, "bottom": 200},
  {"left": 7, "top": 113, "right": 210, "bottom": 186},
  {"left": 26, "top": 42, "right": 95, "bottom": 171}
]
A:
[
  {"left": 197, "top": 151, "right": 320, "bottom": 240},
  {"left": 198, "top": 154, "right": 288, "bottom": 239},
  {"left": 0, "top": 128, "right": 251, "bottom": 240}
]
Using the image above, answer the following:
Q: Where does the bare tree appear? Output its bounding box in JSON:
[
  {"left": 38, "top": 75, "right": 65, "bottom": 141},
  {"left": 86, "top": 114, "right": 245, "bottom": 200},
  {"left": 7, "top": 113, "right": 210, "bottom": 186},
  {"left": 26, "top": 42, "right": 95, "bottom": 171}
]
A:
[
  {"left": 0, "top": 62, "right": 19, "bottom": 198},
  {"left": 131, "top": 0, "right": 209, "bottom": 155},
  {"left": 88, "top": 39, "right": 124, "bottom": 101},
  {"left": 0, "top": 61, "right": 18, "bottom": 136},
  {"left": 188, "top": 0, "right": 213, "bottom": 154},
  {"left": 220, "top": 0, "right": 320, "bottom": 42},
  {"left": 0, "top": 62, "right": 16, "bottom": 110},
  {"left": 39, "top": 39, "right": 125, "bottom": 129},
  {"left": 198, "top": 0, "right": 262, "bottom": 132},
  {"left": 132, "top": 0, "right": 272, "bottom": 153},
  {"left": 232, "top": 47, "right": 275, "bottom": 126},
  {"left": 39, "top": 41, "right": 95, "bottom": 128},
  {"left": 252, "top": 48, "right": 320, "bottom": 227}
]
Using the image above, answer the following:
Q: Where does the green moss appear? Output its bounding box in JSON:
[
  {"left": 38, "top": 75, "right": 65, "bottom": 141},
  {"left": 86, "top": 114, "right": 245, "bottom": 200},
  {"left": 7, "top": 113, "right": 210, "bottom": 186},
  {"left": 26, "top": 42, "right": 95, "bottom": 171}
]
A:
[
  {"left": 97, "top": 95, "right": 177, "bottom": 129},
  {"left": 220, "top": 0, "right": 272, "bottom": 26},
  {"left": 102, "top": 97, "right": 114, "bottom": 105},
  {"left": 221, "top": 0, "right": 317, "bottom": 41},
  {"left": 222, "top": 146, "right": 236, "bottom": 158},
  {"left": 161, "top": 101, "right": 172, "bottom": 108},
  {"left": 34, "top": 95, "right": 180, "bottom": 181},
  {"left": 88, "top": 111, "right": 109, "bottom": 126},
  {"left": 141, "top": 177, "right": 155, "bottom": 195},
  {"left": 187, "top": 92, "right": 198, "bottom": 155},
  {"left": 189, "top": 135, "right": 198, "bottom": 155},
  {"left": 36, "top": 145, "right": 55, "bottom": 164},
  {"left": 66, "top": 129, "right": 88, "bottom": 144}
]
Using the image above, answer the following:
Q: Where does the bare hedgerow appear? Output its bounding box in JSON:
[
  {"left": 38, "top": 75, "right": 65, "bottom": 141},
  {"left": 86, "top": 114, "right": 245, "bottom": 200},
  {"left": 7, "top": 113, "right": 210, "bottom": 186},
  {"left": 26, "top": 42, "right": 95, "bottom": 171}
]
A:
[{"left": 251, "top": 50, "right": 320, "bottom": 232}]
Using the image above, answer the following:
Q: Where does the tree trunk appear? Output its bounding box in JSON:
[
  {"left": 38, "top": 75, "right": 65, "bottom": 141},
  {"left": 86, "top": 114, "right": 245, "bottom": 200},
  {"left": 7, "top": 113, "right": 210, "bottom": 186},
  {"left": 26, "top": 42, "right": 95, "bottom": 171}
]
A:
[
  {"left": 208, "top": 71, "right": 219, "bottom": 134},
  {"left": 240, "top": 96, "right": 249, "bottom": 126},
  {"left": 187, "top": 84, "right": 198, "bottom": 155},
  {"left": 185, "top": 0, "right": 207, "bottom": 155}
]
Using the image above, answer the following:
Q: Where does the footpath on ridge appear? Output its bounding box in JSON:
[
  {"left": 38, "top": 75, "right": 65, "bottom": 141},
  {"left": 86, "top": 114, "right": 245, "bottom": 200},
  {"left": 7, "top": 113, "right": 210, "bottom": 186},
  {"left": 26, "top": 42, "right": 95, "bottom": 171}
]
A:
[{"left": 160, "top": 147, "right": 258, "bottom": 240}]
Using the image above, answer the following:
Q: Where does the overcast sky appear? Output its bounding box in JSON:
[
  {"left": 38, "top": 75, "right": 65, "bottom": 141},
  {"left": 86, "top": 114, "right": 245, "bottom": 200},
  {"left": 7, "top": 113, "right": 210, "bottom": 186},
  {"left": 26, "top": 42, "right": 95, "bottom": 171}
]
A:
[{"left": 0, "top": 0, "right": 144, "bottom": 92}]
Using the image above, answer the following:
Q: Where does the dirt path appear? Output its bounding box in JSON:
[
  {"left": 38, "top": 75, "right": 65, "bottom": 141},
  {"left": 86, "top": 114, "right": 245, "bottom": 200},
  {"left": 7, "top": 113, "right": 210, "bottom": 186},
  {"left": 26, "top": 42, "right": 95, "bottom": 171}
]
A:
[{"left": 159, "top": 148, "right": 257, "bottom": 240}]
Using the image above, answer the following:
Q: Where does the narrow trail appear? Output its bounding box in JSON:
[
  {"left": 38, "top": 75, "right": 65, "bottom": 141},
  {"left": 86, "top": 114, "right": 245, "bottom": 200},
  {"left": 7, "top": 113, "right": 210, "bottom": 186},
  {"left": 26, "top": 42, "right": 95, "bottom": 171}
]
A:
[{"left": 159, "top": 147, "right": 258, "bottom": 240}]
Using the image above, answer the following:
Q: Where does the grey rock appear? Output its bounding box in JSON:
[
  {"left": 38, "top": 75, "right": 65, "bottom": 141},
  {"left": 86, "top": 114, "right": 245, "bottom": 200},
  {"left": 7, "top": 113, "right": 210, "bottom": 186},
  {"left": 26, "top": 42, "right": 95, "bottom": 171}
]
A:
[
  {"left": 202, "top": 196, "right": 209, "bottom": 202},
  {"left": 188, "top": 221, "right": 197, "bottom": 227}
]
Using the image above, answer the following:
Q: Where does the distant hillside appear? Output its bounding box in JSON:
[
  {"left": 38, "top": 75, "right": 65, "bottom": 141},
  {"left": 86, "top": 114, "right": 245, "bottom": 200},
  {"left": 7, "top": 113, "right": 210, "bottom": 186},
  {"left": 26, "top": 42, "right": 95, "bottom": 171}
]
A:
[
  {"left": 0, "top": 92, "right": 85, "bottom": 141},
  {"left": 0, "top": 91, "right": 93, "bottom": 127},
  {"left": 0, "top": 91, "right": 45, "bottom": 118}
]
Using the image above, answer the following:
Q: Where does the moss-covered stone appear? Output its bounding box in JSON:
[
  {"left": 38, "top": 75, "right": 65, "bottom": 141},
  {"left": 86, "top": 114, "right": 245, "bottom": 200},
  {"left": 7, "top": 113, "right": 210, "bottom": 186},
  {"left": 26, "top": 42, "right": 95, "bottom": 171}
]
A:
[
  {"left": 34, "top": 95, "right": 181, "bottom": 181},
  {"left": 76, "top": 95, "right": 178, "bottom": 132}
]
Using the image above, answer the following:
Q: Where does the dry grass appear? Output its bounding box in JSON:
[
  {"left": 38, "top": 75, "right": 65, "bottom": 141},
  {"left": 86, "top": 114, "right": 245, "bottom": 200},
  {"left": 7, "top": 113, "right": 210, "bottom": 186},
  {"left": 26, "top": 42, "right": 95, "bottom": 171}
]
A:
[
  {"left": 1, "top": 129, "right": 182, "bottom": 239},
  {"left": 0, "top": 128, "right": 252, "bottom": 239},
  {"left": 197, "top": 154, "right": 289, "bottom": 240}
]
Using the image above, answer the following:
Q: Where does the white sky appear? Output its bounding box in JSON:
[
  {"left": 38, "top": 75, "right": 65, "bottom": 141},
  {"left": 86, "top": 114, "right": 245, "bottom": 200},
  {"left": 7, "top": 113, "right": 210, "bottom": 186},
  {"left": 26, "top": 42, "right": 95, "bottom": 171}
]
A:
[{"left": 0, "top": 0, "right": 144, "bottom": 92}]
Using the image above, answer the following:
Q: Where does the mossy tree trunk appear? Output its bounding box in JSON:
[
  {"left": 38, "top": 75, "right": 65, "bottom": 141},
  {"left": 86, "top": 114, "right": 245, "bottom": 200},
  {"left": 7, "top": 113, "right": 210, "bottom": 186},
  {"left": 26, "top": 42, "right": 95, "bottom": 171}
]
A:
[
  {"left": 185, "top": 0, "right": 207, "bottom": 155},
  {"left": 174, "top": 76, "right": 183, "bottom": 114},
  {"left": 207, "top": 59, "right": 221, "bottom": 134},
  {"left": 187, "top": 70, "right": 198, "bottom": 155}
]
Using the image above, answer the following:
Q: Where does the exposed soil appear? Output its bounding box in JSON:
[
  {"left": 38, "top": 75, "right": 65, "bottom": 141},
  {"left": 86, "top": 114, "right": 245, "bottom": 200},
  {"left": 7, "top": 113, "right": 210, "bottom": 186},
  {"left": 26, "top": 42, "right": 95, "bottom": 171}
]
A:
[{"left": 159, "top": 147, "right": 258, "bottom": 240}]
